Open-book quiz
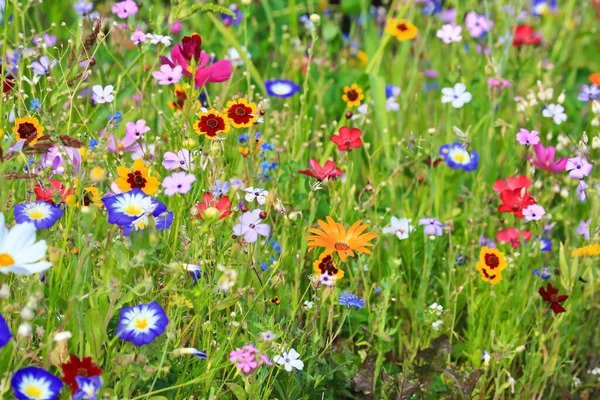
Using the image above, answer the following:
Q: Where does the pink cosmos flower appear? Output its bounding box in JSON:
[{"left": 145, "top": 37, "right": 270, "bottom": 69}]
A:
[
  {"left": 152, "top": 65, "right": 183, "bottom": 85},
  {"left": 103, "top": 129, "right": 141, "bottom": 154},
  {"left": 112, "top": 0, "right": 138, "bottom": 18},
  {"left": 527, "top": 144, "right": 568, "bottom": 173},
  {"left": 131, "top": 30, "right": 146, "bottom": 45},
  {"left": 516, "top": 128, "right": 540, "bottom": 145},
  {"left": 229, "top": 345, "right": 272, "bottom": 375},
  {"left": 162, "top": 172, "right": 196, "bottom": 196},
  {"left": 162, "top": 149, "right": 195, "bottom": 171}
]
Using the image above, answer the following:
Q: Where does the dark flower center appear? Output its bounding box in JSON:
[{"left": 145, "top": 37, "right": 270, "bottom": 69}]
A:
[
  {"left": 346, "top": 90, "right": 359, "bottom": 101},
  {"left": 397, "top": 23, "right": 408, "bottom": 32},
  {"left": 235, "top": 106, "right": 247, "bottom": 116},
  {"left": 127, "top": 171, "right": 147, "bottom": 188},
  {"left": 318, "top": 255, "right": 339, "bottom": 275},
  {"left": 17, "top": 122, "right": 39, "bottom": 142},
  {"left": 512, "top": 204, "right": 520, "bottom": 211},
  {"left": 207, "top": 118, "right": 219, "bottom": 128},
  {"left": 77, "top": 367, "right": 89, "bottom": 377},
  {"left": 334, "top": 242, "right": 351, "bottom": 250},
  {"left": 484, "top": 254, "right": 499, "bottom": 269}
]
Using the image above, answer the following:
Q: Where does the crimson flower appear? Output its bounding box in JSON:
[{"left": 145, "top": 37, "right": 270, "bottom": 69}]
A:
[
  {"left": 527, "top": 143, "right": 568, "bottom": 173},
  {"left": 497, "top": 188, "right": 537, "bottom": 218},
  {"left": 492, "top": 175, "right": 532, "bottom": 193},
  {"left": 195, "top": 192, "right": 232, "bottom": 221},
  {"left": 331, "top": 126, "right": 362, "bottom": 151},
  {"left": 180, "top": 33, "right": 202, "bottom": 62},
  {"left": 34, "top": 180, "right": 73, "bottom": 204},
  {"left": 496, "top": 227, "right": 532, "bottom": 248},
  {"left": 513, "top": 25, "right": 541, "bottom": 47},
  {"left": 61, "top": 355, "right": 103, "bottom": 393},
  {"left": 538, "top": 283, "right": 568, "bottom": 314},
  {"left": 299, "top": 159, "right": 342, "bottom": 182}
]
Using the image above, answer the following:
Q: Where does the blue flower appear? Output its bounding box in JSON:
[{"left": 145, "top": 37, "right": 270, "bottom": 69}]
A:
[
  {"left": 211, "top": 179, "right": 230, "bottom": 197},
  {"left": 222, "top": 4, "right": 243, "bottom": 26},
  {"left": 88, "top": 138, "right": 98, "bottom": 150},
  {"left": 539, "top": 236, "right": 552, "bottom": 252},
  {"left": 439, "top": 142, "right": 479, "bottom": 171},
  {"left": 455, "top": 253, "right": 469, "bottom": 266},
  {"left": 339, "top": 293, "right": 365, "bottom": 309},
  {"left": 73, "top": 0, "right": 93, "bottom": 15},
  {"left": 0, "top": 312, "right": 11, "bottom": 348},
  {"left": 102, "top": 189, "right": 171, "bottom": 235},
  {"left": 14, "top": 201, "right": 64, "bottom": 230},
  {"left": 237, "top": 133, "right": 249, "bottom": 144},
  {"left": 261, "top": 142, "right": 274, "bottom": 152},
  {"left": 533, "top": 266, "right": 551, "bottom": 281},
  {"left": 117, "top": 301, "right": 169, "bottom": 346},
  {"left": 265, "top": 79, "right": 301, "bottom": 98},
  {"left": 108, "top": 111, "right": 122, "bottom": 128},
  {"left": 73, "top": 376, "right": 103, "bottom": 400},
  {"left": 532, "top": 0, "right": 557, "bottom": 16},
  {"left": 11, "top": 366, "right": 63, "bottom": 400},
  {"left": 29, "top": 98, "right": 42, "bottom": 111},
  {"left": 260, "top": 261, "right": 269, "bottom": 271}
]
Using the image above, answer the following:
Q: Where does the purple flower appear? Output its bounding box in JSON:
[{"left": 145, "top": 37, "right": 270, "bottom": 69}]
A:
[
  {"left": 527, "top": 144, "right": 568, "bottom": 173},
  {"left": 162, "top": 172, "right": 196, "bottom": 196},
  {"left": 418, "top": 218, "right": 444, "bottom": 236},
  {"left": 162, "top": 149, "right": 194, "bottom": 171},
  {"left": 565, "top": 156, "right": 592, "bottom": 179},
  {"left": 533, "top": 266, "right": 551, "bottom": 281},
  {"left": 222, "top": 4, "right": 243, "bottom": 26},
  {"left": 465, "top": 12, "right": 494, "bottom": 38},
  {"left": 131, "top": 30, "right": 147, "bottom": 45},
  {"left": 516, "top": 128, "right": 540, "bottom": 145},
  {"left": 103, "top": 128, "right": 141, "bottom": 154},
  {"left": 152, "top": 65, "right": 183, "bottom": 85},
  {"left": 30, "top": 56, "right": 57, "bottom": 76},
  {"left": 577, "top": 84, "right": 600, "bottom": 102},
  {"left": 112, "top": 0, "right": 138, "bottom": 18},
  {"left": 480, "top": 234, "right": 496, "bottom": 248},
  {"left": 74, "top": 0, "right": 93, "bottom": 15},
  {"left": 125, "top": 119, "right": 151, "bottom": 140},
  {"left": 41, "top": 145, "right": 82, "bottom": 176},
  {"left": 522, "top": 204, "right": 545, "bottom": 221},
  {"left": 33, "top": 33, "right": 57, "bottom": 47},
  {"left": 425, "top": 69, "right": 439, "bottom": 78},
  {"left": 576, "top": 219, "right": 591, "bottom": 240},
  {"left": 230, "top": 178, "right": 245, "bottom": 189},
  {"left": 233, "top": 209, "right": 271, "bottom": 243},
  {"left": 577, "top": 180, "right": 588, "bottom": 202},
  {"left": 229, "top": 344, "right": 272, "bottom": 375},
  {"left": 212, "top": 179, "right": 230, "bottom": 197}
]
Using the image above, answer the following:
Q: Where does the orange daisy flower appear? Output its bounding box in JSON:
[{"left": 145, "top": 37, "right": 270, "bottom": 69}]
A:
[
  {"left": 115, "top": 159, "right": 160, "bottom": 195},
  {"left": 385, "top": 18, "right": 419, "bottom": 41},
  {"left": 12, "top": 116, "right": 45, "bottom": 146},
  {"left": 193, "top": 108, "right": 230, "bottom": 140},
  {"left": 306, "top": 217, "right": 378, "bottom": 261}
]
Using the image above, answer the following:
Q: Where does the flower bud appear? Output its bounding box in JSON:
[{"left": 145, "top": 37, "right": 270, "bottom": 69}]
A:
[{"left": 202, "top": 206, "right": 221, "bottom": 223}]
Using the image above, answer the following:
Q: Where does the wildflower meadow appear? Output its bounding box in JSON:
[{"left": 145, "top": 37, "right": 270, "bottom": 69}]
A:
[{"left": 1, "top": 0, "right": 600, "bottom": 398}]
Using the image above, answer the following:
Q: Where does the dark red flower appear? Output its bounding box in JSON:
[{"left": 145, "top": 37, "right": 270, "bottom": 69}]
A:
[
  {"left": 513, "top": 25, "right": 541, "bottom": 47},
  {"left": 331, "top": 126, "right": 362, "bottom": 151},
  {"left": 497, "top": 188, "right": 536, "bottom": 218},
  {"left": 34, "top": 180, "right": 73, "bottom": 205},
  {"left": 61, "top": 355, "right": 103, "bottom": 393},
  {"left": 538, "top": 283, "right": 568, "bottom": 314},
  {"left": 1, "top": 65, "right": 15, "bottom": 94},
  {"left": 492, "top": 175, "right": 532, "bottom": 193},
  {"left": 496, "top": 227, "right": 532, "bottom": 248},
  {"left": 180, "top": 34, "right": 202, "bottom": 62},
  {"left": 195, "top": 192, "right": 232, "bottom": 221},
  {"left": 299, "top": 159, "right": 342, "bottom": 182},
  {"left": 423, "top": 156, "right": 443, "bottom": 168}
]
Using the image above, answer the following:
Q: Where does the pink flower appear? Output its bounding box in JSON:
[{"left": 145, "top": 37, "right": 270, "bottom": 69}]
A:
[
  {"left": 125, "top": 119, "right": 151, "bottom": 140},
  {"left": 527, "top": 144, "right": 568, "bottom": 173},
  {"left": 131, "top": 30, "right": 146, "bottom": 45},
  {"left": 169, "top": 20, "right": 182, "bottom": 34},
  {"left": 516, "top": 128, "right": 540, "bottom": 145},
  {"left": 522, "top": 204, "right": 546, "bottom": 221},
  {"left": 103, "top": 128, "right": 141, "bottom": 154},
  {"left": 162, "top": 149, "right": 194, "bottom": 171},
  {"left": 112, "top": 0, "right": 138, "bottom": 18},
  {"left": 487, "top": 77, "right": 512, "bottom": 89},
  {"left": 566, "top": 156, "right": 593, "bottom": 179},
  {"left": 152, "top": 64, "right": 183, "bottom": 85},
  {"left": 162, "top": 172, "right": 196, "bottom": 196},
  {"left": 229, "top": 345, "right": 271, "bottom": 375}
]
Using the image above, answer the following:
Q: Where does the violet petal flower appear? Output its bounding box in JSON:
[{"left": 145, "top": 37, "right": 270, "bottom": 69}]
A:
[{"left": 565, "top": 156, "right": 592, "bottom": 179}]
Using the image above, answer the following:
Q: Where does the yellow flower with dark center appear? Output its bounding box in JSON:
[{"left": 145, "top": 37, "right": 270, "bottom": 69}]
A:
[
  {"left": 193, "top": 108, "right": 231, "bottom": 140},
  {"left": 225, "top": 98, "right": 258, "bottom": 128},
  {"left": 312, "top": 250, "right": 344, "bottom": 286},
  {"left": 306, "top": 217, "right": 378, "bottom": 261},
  {"left": 83, "top": 186, "right": 103, "bottom": 208},
  {"left": 342, "top": 83, "right": 364, "bottom": 107},
  {"left": 386, "top": 18, "right": 419, "bottom": 41},
  {"left": 12, "top": 116, "right": 45, "bottom": 146},
  {"left": 115, "top": 159, "right": 160, "bottom": 195},
  {"left": 475, "top": 247, "right": 507, "bottom": 284},
  {"left": 571, "top": 244, "right": 600, "bottom": 257}
]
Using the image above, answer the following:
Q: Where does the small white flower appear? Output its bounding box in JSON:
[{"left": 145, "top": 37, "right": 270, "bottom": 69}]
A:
[
  {"left": 244, "top": 187, "right": 268, "bottom": 205},
  {"left": 303, "top": 300, "right": 314, "bottom": 309},
  {"left": 542, "top": 104, "right": 567, "bottom": 125},
  {"left": 431, "top": 320, "right": 443, "bottom": 331},
  {"left": 0, "top": 283, "right": 9, "bottom": 298},
  {"left": 572, "top": 377, "right": 581, "bottom": 387},
  {"left": 260, "top": 331, "right": 275, "bottom": 341},
  {"left": 146, "top": 33, "right": 172, "bottom": 46},
  {"left": 382, "top": 217, "right": 414, "bottom": 240},
  {"left": 227, "top": 46, "right": 251, "bottom": 66},
  {"left": 21, "top": 307, "right": 34, "bottom": 320},
  {"left": 436, "top": 24, "right": 462, "bottom": 44},
  {"left": 92, "top": 84, "right": 114, "bottom": 104},
  {"left": 273, "top": 348, "right": 304, "bottom": 372},
  {"left": 17, "top": 323, "right": 32, "bottom": 337},
  {"left": 441, "top": 83, "right": 472, "bottom": 109},
  {"left": 53, "top": 331, "right": 72, "bottom": 342}
]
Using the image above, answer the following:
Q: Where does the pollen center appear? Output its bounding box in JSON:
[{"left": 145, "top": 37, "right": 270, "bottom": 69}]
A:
[
  {"left": 234, "top": 106, "right": 247, "bottom": 116},
  {"left": 124, "top": 204, "right": 143, "bottom": 216},
  {"left": 0, "top": 253, "right": 15, "bottom": 268},
  {"left": 484, "top": 253, "right": 499, "bottom": 269},
  {"left": 24, "top": 385, "right": 43, "bottom": 398},
  {"left": 397, "top": 23, "right": 408, "bottom": 32},
  {"left": 134, "top": 317, "right": 150, "bottom": 330},
  {"left": 27, "top": 209, "right": 46, "bottom": 220},
  {"left": 207, "top": 118, "right": 219, "bottom": 128},
  {"left": 346, "top": 90, "right": 359, "bottom": 101},
  {"left": 334, "top": 242, "right": 351, "bottom": 250}
]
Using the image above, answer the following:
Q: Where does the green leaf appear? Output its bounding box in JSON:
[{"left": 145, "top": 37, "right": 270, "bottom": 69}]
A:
[
  {"left": 341, "top": 0, "right": 362, "bottom": 14},
  {"left": 171, "top": 3, "right": 235, "bottom": 23},
  {"left": 559, "top": 242, "right": 578, "bottom": 290},
  {"left": 215, "top": 296, "right": 239, "bottom": 310},
  {"left": 369, "top": 74, "right": 390, "bottom": 162},
  {"left": 227, "top": 383, "right": 247, "bottom": 400},
  {"left": 322, "top": 21, "right": 340, "bottom": 41}
]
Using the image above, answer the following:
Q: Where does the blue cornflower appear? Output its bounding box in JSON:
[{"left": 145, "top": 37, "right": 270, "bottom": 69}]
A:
[
  {"left": 29, "top": 98, "right": 42, "bottom": 111},
  {"left": 533, "top": 266, "right": 551, "bottom": 281},
  {"left": 422, "top": 0, "right": 443, "bottom": 15},
  {"left": 261, "top": 142, "right": 274, "bottom": 152},
  {"left": 260, "top": 261, "right": 269, "bottom": 271},
  {"left": 339, "top": 293, "right": 365, "bottom": 309},
  {"left": 73, "top": 0, "right": 94, "bottom": 15},
  {"left": 117, "top": 301, "right": 168, "bottom": 346},
  {"left": 260, "top": 161, "right": 277, "bottom": 171},
  {"left": 212, "top": 179, "right": 230, "bottom": 197},
  {"left": 108, "top": 111, "right": 122, "bottom": 128},
  {"left": 89, "top": 138, "right": 99, "bottom": 150},
  {"left": 439, "top": 142, "right": 479, "bottom": 171},
  {"left": 238, "top": 133, "right": 249, "bottom": 144},
  {"left": 539, "top": 236, "right": 552, "bottom": 252}
]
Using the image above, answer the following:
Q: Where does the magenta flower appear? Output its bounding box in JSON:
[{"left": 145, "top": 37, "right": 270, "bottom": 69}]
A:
[
  {"left": 516, "top": 129, "right": 540, "bottom": 145},
  {"left": 229, "top": 345, "right": 272, "bottom": 375},
  {"left": 125, "top": 119, "right": 151, "bottom": 140},
  {"left": 162, "top": 149, "right": 195, "bottom": 171},
  {"left": 527, "top": 144, "right": 568, "bottom": 173},
  {"left": 522, "top": 204, "right": 545, "bottom": 221},
  {"left": 161, "top": 46, "right": 232, "bottom": 89},
  {"left": 104, "top": 129, "right": 141, "bottom": 154},
  {"left": 131, "top": 30, "right": 146, "bottom": 45},
  {"left": 152, "top": 65, "right": 183, "bottom": 85},
  {"left": 488, "top": 77, "right": 512, "bottom": 89},
  {"left": 233, "top": 209, "right": 270, "bottom": 243},
  {"left": 162, "top": 172, "right": 196, "bottom": 196},
  {"left": 112, "top": 0, "right": 138, "bottom": 18},
  {"left": 566, "top": 156, "right": 592, "bottom": 179},
  {"left": 465, "top": 12, "right": 494, "bottom": 38}
]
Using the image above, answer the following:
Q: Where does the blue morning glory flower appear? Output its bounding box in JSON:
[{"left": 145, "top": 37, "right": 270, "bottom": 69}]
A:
[
  {"left": 11, "top": 366, "right": 63, "bottom": 400},
  {"left": 116, "top": 301, "right": 168, "bottom": 346},
  {"left": 439, "top": 142, "right": 479, "bottom": 171},
  {"left": 73, "top": 376, "right": 103, "bottom": 400},
  {"left": 0, "top": 312, "right": 11, "bottom": 348},
  {"left": 14, "top": 201, "right": 64, "bottom": 230},
  {"left": 533, "top": 266, "right": 551, "bottom": 281},
  {"left": 102, "top": 189, "right": 171, "bottom": 236},
  {"left": 265, "top": 79, "right": 301, "bottom": 98},
  {"left": 339, "top": 293, "right": 365, "bottom": 309}
]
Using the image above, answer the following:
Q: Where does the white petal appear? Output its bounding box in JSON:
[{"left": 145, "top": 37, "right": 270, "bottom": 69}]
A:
[
  {"left": 290, "top": 359, "right": 304, "bottom": 370},
  {"left": 12, "top": 240, "right": 47, "bottom": 264}
]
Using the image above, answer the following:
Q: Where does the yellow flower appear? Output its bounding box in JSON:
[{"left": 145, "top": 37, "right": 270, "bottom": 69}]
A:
[
  {"left": 225, "top": 98, "right": 259, "bottom": 128},
  {"left": 83, "top": 186, "right": 103, "bottom": 208},
  {"left": 90, "top": 167, "right": 106, "bottom": 182},
  {"left": 312, "top": 251, "right": 344, "bottom": 286},
  {"left": 115, "top": 159, "right": 160, "bottom": 195},
  {"left": 475, "top": 247, "right": 507, "bottom": 284},
  {"left": 12, "top": 116, "right": 45, "bottom": 146},
  {"left": 385, "top": 18, "right": 419, "bottom": 41},
  {"left": 342, "top": 83, "right": 365, "bottom": 107},
  {"left": 193, "top": 108, "right": 231, "bottom": 140},
  {"left": 306, "top": 217, "right": 378, "bottom": 261},
  {"left": 571, "top": 244, "right": 600, "bottom": 257}
]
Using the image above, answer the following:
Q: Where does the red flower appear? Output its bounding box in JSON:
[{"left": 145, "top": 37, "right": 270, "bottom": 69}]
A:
[
  {"left": 34, "top": 180, "right": 73, "bottom": 205},
  {"left": 299, "top": 159, "right": 342, "bottom": 182},
  {"left": 496, "top": 227, "right": 532, "bottom": 248},
  {"left": 195, "top": 192, "right": 232, "bottom": 221},
  {"left": 538, "top": 283, "right": 568, "bottom": 314},
  {"left": 61, "top": 355, "right": 103, "bottom": 393},
  {"left": 331, "top": 126, "right": 362, "bottom": 151},
  {"left": 180, "top": 33, "right": 202, "bottom": 62},
  {"left": 513, "top": 25, "right": 541, "bottom": 47},
  {"left": 492, "top": 175, "right": 532, "bottom": 193},
  {"left": 497, "top": 188, "right": 536, "bottom": 218}
]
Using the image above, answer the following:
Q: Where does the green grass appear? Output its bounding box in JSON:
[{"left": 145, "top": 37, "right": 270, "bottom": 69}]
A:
[{"left": 0, "top": 0, "right": 599, "bottom": 398}]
